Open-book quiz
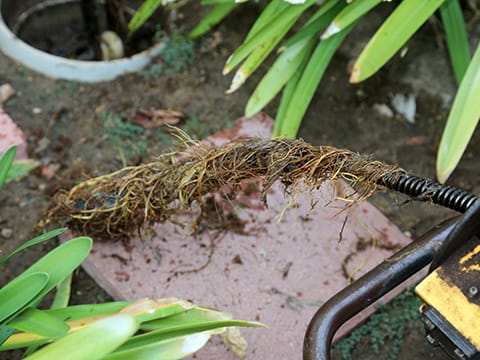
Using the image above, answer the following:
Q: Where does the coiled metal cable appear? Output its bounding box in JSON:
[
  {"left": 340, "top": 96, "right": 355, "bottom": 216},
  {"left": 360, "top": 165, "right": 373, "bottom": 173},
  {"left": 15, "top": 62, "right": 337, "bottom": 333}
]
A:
[{"left": 381, "top": 173, "right": 478, "bottom": 213}]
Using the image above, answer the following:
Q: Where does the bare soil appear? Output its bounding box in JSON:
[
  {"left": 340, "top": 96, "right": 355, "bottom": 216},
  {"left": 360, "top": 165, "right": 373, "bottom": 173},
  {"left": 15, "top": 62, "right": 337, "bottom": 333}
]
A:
[{"left": 1, "top": 3, "right": 479, "bottom": 359}]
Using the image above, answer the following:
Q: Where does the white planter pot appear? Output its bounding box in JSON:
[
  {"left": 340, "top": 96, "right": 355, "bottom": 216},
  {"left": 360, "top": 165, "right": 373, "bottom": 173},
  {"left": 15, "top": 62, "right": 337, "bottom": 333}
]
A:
[{"left": 0, "top": 0, "right": 163, "bottom": 82}]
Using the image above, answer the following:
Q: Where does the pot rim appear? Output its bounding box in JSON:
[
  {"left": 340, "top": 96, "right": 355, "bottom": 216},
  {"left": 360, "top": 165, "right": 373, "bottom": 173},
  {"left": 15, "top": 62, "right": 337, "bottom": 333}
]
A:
[{"left": 0, "top": 0, "right": 164, "bottom": 82}]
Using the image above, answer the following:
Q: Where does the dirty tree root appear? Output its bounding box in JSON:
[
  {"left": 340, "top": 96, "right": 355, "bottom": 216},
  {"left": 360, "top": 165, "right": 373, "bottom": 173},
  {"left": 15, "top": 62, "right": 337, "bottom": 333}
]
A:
[{"left": 40, "top": 133, "right": 404, "bottom": 240}]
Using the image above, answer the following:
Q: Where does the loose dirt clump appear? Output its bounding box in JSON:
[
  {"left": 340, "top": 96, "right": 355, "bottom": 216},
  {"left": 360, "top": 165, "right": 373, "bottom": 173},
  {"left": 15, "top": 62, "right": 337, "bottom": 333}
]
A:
[{"left": 40, "top": 131, "right": 403, "bottom": 240}]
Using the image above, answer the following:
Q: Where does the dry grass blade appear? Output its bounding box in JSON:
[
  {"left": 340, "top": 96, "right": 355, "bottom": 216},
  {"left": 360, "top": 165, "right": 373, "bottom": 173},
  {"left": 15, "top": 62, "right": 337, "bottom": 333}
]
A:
[{"left": 41, "top": 134, "right": 403, "bottom": 240}]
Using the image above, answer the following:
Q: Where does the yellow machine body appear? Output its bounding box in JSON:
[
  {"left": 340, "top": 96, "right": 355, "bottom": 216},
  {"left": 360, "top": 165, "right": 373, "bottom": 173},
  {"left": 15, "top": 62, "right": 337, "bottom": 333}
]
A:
[{"left": 416, "top": 235, "right": 480, "bottom": 359}]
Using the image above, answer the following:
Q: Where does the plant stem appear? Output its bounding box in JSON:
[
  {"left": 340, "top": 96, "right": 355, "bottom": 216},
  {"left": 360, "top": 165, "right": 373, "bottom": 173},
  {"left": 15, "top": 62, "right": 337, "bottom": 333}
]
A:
[{"left": 80, "top": 0, "right": 101, "bottom": 59}]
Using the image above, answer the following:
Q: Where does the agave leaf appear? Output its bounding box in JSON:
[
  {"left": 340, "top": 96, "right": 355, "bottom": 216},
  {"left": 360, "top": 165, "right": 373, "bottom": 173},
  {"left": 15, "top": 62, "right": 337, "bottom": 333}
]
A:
[
  {"left": 436, "top": 43, "right": 480, "bottom": 183},
  {"left": 189, "top": 2, "right": 238, "bottom": 39},
  {"left": 0, "top": 146, "right": 16, "bottom": 191},
  {"left": 0, "top": 273, "right": 48, "bottom": 323},
  {"left": 439, "top": 0, "right": 470, "bottom": 83},
  {"left": 8, "top": 308, "right": 69, "bottom": 338},
  {"left": 0, "top": 228, "right": 66, "bottom": 266},
  {"left": 350, "top": 0, "right": 444, "bottom": 83},
  {"left": 24, "top": 315, "right": 139, "bottom": 360}
]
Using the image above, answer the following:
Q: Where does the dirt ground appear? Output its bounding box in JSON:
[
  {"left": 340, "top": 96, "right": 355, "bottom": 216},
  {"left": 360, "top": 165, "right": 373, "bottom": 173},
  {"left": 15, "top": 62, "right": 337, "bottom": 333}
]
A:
[{"left": 1, "top": 2, "right": 479, "bottom": 359}]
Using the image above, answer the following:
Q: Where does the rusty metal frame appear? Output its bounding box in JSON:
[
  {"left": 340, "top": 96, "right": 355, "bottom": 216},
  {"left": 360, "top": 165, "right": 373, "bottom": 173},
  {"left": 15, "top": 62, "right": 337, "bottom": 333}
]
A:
[{"left": 303, "top": 218, "right": 458, "bottom": 360}]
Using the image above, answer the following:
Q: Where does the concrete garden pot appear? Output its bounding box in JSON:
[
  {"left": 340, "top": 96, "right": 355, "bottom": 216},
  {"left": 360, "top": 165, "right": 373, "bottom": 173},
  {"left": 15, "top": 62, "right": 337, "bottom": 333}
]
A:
[{"left": 0, "top": 0, "right": 163, "bottom": 82}]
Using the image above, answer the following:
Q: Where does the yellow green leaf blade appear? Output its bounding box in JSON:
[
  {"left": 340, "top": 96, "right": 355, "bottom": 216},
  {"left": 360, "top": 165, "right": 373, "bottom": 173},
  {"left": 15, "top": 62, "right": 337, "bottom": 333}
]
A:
[
  {"left": 45, "top": 302, "right": 131, "bottom": 322},
  {"left": 223, "top": 0, "right": 315, "bottom": 75},
  {"left": 19, "top": 237, "right": 93, "bottom": 305},
  {"left": 189, "top": 2, "right": 238, "bottom": 39},
  {"left": 118, "top": 297, "right": 194, "bottom": 323},
  {"left": 273, "top": 62, "right": 306, "bottom": 137},
  {"left": 439, "top": 0, "right": 470, "bottom": 83},
  {"left": 0, "top": 146, "right": 16, "bottom": 191},
  {"left": 0, "top": 326, "right": 16, "bottom": 346},
  {"left": 50, "top": 274, "right": 72, "bottom": 310},
  {"left": 243, "top": 0, "right": 287, "bottom": 42},
  {"left": 322, "top": 0, "right": 381, "bottom": 39},
  {"left": 103, "top": 332, "right": 212, "bottom": 360},
  {"left": 245, "top": 1, "right": 343, "bottom": 117},
  {"left": 127, "top": 0, "right": 162, "bottom": 36},
  {"left": 119, "top": 307, "right": 264, "bottom": 350},
  {"left": 0, "top": 228, "right": 66, "bottom": 266},
  {"left": 226, "top": 18, "right": 296, "bottom": 94},
  {"left": 436, "top": 43, "right": 480, "bottom": 183},
  {"left": 6, "top": 159, "right": 39, "bottom": 182},
  {"left": 350, "top": 0, "right": 444, "bottom": 83},
  {"left": 24, "top": 315, "right": 139, "bottom": 360},
  {"left": 0, "top": 273, "right": 48, "bottom": 323},
  {"left": 245, "top": 37, "right": 316, "bottom": 117},
  {"left": 8, "top": 308, "right": 69, "bottom": 338},
  {"left": 277, "top": 25, "right": 354, "bottom": 138}
]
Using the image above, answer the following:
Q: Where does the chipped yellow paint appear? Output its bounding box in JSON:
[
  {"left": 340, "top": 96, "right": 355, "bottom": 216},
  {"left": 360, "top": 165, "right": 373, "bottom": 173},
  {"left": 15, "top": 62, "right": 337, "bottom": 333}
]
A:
[
  {"left": 462, "top": 264, "right": 480, "bottom": 272},
  {"left": 416, "top": 271, "right": 480, "bottom": 349},
  {"left": 458, "top": 244, "right": 480, "bottom": 272},
  {"left": 459, "top": 243, "right": 480, "bottom": 264}
]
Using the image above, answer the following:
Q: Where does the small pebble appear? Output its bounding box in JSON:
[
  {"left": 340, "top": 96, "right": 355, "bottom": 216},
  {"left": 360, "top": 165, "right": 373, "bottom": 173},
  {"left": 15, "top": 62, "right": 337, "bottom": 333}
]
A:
[{"left": 1, "top": 228, "right": 13, "bottom": 238}]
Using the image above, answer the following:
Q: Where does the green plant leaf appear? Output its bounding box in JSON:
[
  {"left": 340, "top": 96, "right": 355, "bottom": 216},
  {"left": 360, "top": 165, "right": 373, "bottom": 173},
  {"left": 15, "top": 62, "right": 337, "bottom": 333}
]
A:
[
  {"left": 273, "top": 60, "right": 307, "bottom": 137},
  {"left": 0, "top": 146, "right": 16, "bottom": 191},
  {"left": 45, "top": 302, "right": 131, "bottom": 322},
  {"left": 6, "top": 159, "right": 39, "bottom": 183},
  {"left": 226, "top": 23, "right": 293, "bottom": 94},
  {"left": 276, "top": 24, "right": 354, "bottom": 138},
  {"left": 437, "top": 42, "right": 480, "bottom": 183},
  {"left": 118, "top": 298, "right": 194, "bottom": 324},
  {"left": 8, "top": 308, "right": 69, "bottom": 338},
  {"left": 128, "top": 0, "right": 162, "bottom": 36},
  {"left": 103, "top": 332, "right": 212, "bottom": 360},
  {"left": 0, "top": 326, "right": 16, "bottom": 346},
  {"left": 0, "top": 273, "right": 48, "bottom": 323},
  {"left": 322, "top": 0, "right": 381, "bottom": 39},
  {"left": 24, "top": 315, "right": 139, "bottom": 360},
  {"left": 18, "top": 237, "right": 93, "bottom": 306},
  {"left": 439, "top": 0, "right": 470, "bottom": 83},
  {"left": 351, "top": 0, "right": 444, "bottom": 83},
  {"left": 189, "top": 2, "right": 238, "bottom": 39},
  {"left": 118, "top": 307, "right": 263, "bottom": 351},
  {"left": 0, "top": 228, "right": 66, "bottom": 266},
  {"left": 246, "top": 37, "right": 316, "bottom": 117},
  {"left": 243, "top": 0, "right": 287, "bottom": 42},
  {"left": 50, "top": 273, "right": 72, "bottom": 310},
  {"left": 223, "top": 0, "right": 316, "bottom": 75},
  {"left": 245, "top": 1, "right": 343, "bottom": 116}
]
